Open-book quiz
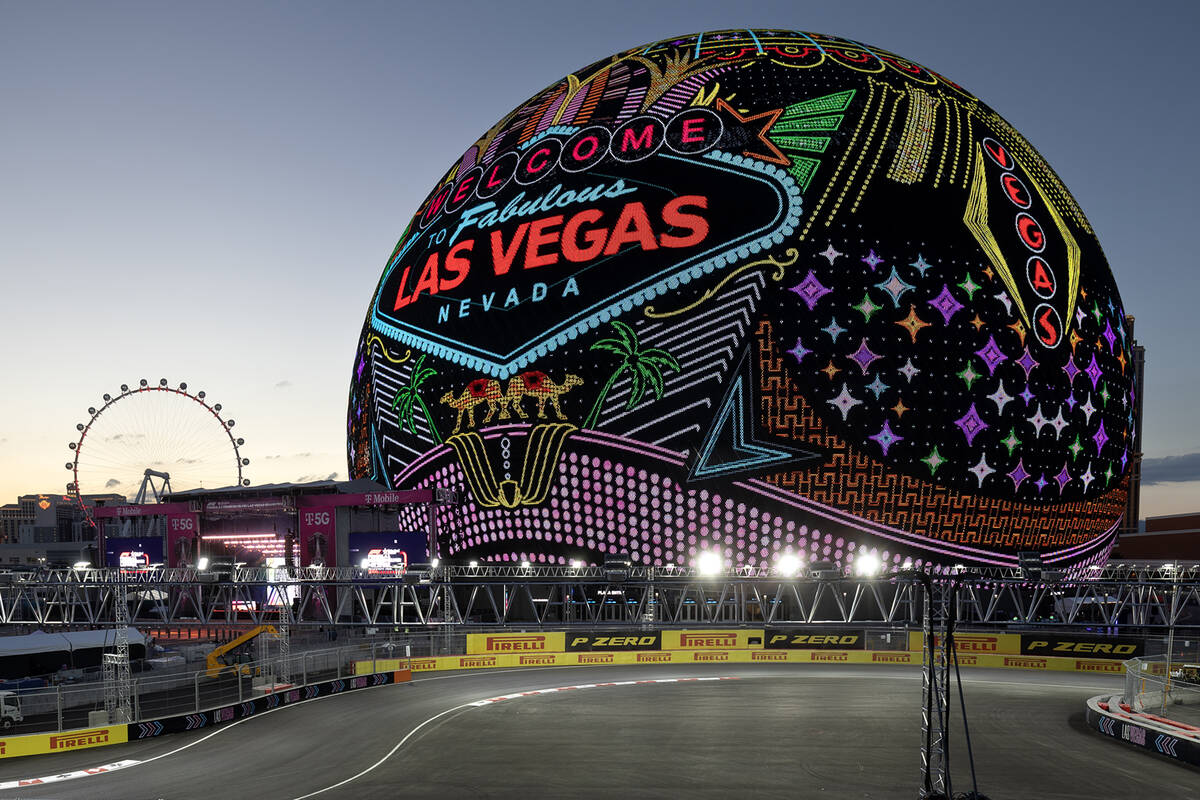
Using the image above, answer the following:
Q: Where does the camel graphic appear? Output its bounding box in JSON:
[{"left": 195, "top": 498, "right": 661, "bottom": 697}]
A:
[{"left": 439, "top": 371, "right": 583, "bottom": 433}]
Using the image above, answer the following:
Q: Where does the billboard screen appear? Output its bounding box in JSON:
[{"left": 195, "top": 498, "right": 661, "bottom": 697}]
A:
[
  {"left": 348, "top": 532, "right": 428, "bottom": 573},
  {"left": 103, "top": 537, "right": 164, "bottom": 569}
]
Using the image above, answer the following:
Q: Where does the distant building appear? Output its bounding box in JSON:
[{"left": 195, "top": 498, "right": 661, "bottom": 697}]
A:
[
  {"left": 1114, "top": 512, "right": 1200, "bottom": 560},
  {"left": 0, "top": 491, "right": 123, "bottom": 564},
  {"left": 1119, "top": 315, "right": 1147, "bottom": 539}
]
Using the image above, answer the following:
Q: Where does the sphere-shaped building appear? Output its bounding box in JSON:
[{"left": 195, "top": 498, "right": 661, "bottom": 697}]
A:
[{"left": 349, "top": 30, "right": 1134, "bottom": 572}]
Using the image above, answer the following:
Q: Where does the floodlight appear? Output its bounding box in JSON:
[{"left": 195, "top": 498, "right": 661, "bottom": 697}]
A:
[
  {"left": 854, "top": 552, "right": 882, "bottom": 577},
  {"left": 775, "top": 553, "right": 803, "bottom": 578},
  {"left": 696, "top": 550, "right": 723, "bottom": 576}
]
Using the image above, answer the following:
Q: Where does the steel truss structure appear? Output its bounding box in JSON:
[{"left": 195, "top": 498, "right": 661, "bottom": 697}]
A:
[{"left": 1, "top": 565, "right": 1198, "bottom": 629}]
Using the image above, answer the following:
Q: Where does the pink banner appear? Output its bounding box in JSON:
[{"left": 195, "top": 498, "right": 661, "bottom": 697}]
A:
[
  {"left": 297, "top": 489, "right": 431, "bottom": 508},
  {"left": 166, "top": 512, "right": 200, "bottom": 568},
  {"left": 298, "top": 506, "right": 336, "bottom": 567}
]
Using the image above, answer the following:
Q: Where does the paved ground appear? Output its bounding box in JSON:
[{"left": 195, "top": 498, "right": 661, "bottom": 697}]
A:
[{"left": 0, "top": 663, "right": 1195, "bottom": 799}]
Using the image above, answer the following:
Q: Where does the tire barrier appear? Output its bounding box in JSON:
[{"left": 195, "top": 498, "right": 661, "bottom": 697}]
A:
[{"left": 1086, "top": 695, "right": 1200, "bottom": 767}]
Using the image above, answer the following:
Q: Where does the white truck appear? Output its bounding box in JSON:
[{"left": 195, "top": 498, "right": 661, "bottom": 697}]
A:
[{"left": 0, "top": 691, "right": 23, "bottom": 730}]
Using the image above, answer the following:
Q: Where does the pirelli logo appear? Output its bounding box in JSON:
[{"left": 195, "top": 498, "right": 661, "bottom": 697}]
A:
[
  {"left": 0, "top": 742, "right": 6, "bottom": 755},
  {"left": 953, "top": 635, "right": 1001, "bottom": 653},
  {"left": 460, "top": 656, "right": 498, "bottom": 668},
  {"left": 751, "top": 651, "right": 788, "bottom": 661},
  {"left": 872, "top": 653, "right": 912, "bottom": 664},
  {"left": 485, "top": 635, "right": 548, "bottom": 652},
  {"left": 694, "top": 651, "right": 729, "bottom": 662},
  {"left": 636, "top": 652, "right": 672, "bottom": 663},
  {"left": 1076, "top": 660, "right": 1124, "bottom": 673},
  {"left": 50, "top": 730, "right": 109, "bottom": 750},
  {"left": 956, "top": 654, "right": 978, "bottom": 666},
  {"left": 680, "top": 633, "right": 737, "bottom": 648},
  {"left": 411, "top": 658, "right": 438, "bottom": 671},
  {"left": 578, "top": 653, "right": 614, "bottom": 664},
  {"left": 1004, "top": 657, "right": 1047, "bottom": 669},
  {"left": 811, "top": 652, "right": 849, "bottom": 662},
  {"left": 519, "top": 654, "right": 558, "bottom": 666}
]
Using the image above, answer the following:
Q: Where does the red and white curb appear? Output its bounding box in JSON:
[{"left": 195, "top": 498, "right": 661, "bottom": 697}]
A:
[
  {"left": 470, "top": 676, "right": 741, "bottom": 706},
  {"left": 0, "top": 759, "right": 141, "bottom": 791}
]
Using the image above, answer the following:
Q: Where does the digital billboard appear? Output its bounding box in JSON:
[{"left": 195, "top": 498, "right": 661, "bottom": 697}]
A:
[
  {"left": 349, "top": 30, "right": 1133, "bottom": 571},
  {"left": 103, "top": 537, "right": 164, "bottom": 569},
  {"left": 347, "top": 532, "right": 428, "bottom": 573}
]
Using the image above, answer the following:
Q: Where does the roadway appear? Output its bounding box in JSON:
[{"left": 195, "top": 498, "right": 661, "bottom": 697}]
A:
[{"left": 0, "top": 663, "right": 1195, "bottom": 799}]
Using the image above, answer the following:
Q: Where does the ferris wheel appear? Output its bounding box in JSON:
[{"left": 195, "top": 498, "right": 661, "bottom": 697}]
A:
[{"left": 66, "top": 378, "right": 250, "bottom": 525}]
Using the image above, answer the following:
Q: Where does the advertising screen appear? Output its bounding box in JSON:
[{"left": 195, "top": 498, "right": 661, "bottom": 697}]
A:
[
  {"left": 348, "top": 532, "right": 428, "bottom": 573},
  {"left": 103, "top": 537, "right": 164, "bottom": 569}
]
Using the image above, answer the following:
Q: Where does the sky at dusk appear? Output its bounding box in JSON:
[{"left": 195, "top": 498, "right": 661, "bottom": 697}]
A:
[{"left": 2, "top": 0, "right": 1197, "bottom": 520}]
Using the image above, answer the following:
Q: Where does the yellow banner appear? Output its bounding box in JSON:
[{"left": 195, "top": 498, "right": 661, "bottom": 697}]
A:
[
  {"left": 907, "top": 631, "right": 1021, "bottom": 655},
  {"left": 354, "top": 647, "right": 1125, "bottom": 675},
  {"left": 661, "top": 629, "right": 764, "bottom": 650},
  {"left": 466, "top": 631, "right": 566, "bottom": 655},
  {"left": 0, "top": 726, "right": 127, "bottom": 760}
]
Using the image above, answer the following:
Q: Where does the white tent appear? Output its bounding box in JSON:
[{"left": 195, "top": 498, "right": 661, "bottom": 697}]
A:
[{"left": 0, "top": 628, "right": 145, "bottom": 656}]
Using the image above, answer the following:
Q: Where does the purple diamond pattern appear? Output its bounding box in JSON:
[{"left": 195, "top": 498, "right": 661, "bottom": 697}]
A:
[
  {"left": 1054, "top": 465, "right": 1072, "bottom": 492},
  {"left": 849, "top": 338, "right": 882, "bottom": 374},
  {"left": 861, "top": 249, "right": 884, "bottom": 271},
  {"left": 1008, "top": 459, "right": 1030, "bottom": 490},
  {"left": 1102, "top": 320, "right": 1117, "bottom": 352},
  {"left": 1015, "top": 347, "right": 1038, "bottom": 380},
  {"left": 1093, "top": 421, "right": 1109, "bottom": 453},
  {"left": 927, "top": 285, "right": 964, "bottom": 325},
  {"left": 1064, "top": 357, "right": 1081, "bottom": 384},
  {"left": 975, "top": 336, "right": 1007, "bottom": 376},
  {"left": 790, "top": 271, "right": 833, "bottom": 310},
  {"left": 1085, "top": 354, "right": 1103, "bottom": 389},
  {"left": 954, "top": 403, "right": 989, "bottom": 446},
  {"left": 788, "top": 338, "right": 810, "bottom": 364},
  {"left": 869, "top": 420, "right": 903, "bottom": 455}
]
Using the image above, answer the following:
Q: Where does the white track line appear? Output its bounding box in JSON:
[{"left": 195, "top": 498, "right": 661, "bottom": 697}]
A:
[{"left": 291, "top": 676, "right": 740, "bottom": 799}]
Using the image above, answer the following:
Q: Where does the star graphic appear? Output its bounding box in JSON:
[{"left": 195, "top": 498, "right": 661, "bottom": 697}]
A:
[
  {"left": 1018, "top": 385, "right": 1035, "bottom": 405},
  {"left": 822, "top": 318, "right": 848, "bottom": 342},
  {"left": 821, "top": 360, "right": 841, "bottom": 380},
  {"left": 910, "top": 254, "right": 933, "bottom": 277},
  {"left": 897, "top": 358, "right": 920, "bottom": 383},
  {"left": 1007, "top": 319, "right": 1027, "bottom": 346},
  {"left": 995, "top": 291, "right": 1013, "bottom": 315},
  {"left": 861, "top": 249, "right": 885, "bottom": 271},
  {"left": 1034, "top": 474, "right": 1049, "bottom": 493},
  {"left": 874, "top": 268, "right": 915, "bottom": 308},
  {"left": 827, "top": 383, "right": 863, "bottom": 421},
  {"left": 1080, "top": 464, "right": 1096, "bottom": 491},
  {"left": 1080, "top": 396, "right": 1097, "bottom": 421},
  {"left": 969, "top": 455, "right": 995, "bottom": 486},
  {"left": 1008, "top": 459, "right": 1031, "bottom": 490},
  {"left": 849, "top": 338, "right": 883, "bottom": 374},
  {"left": 869, "top": 420, "right": 904, "bottom": 455},
  {"left": 957, "top": 273, "right": 980, "bottom": 301},
  {"left": 955, "top": 403, "right": 989, "bottom": 446},
  {"left": 356, "top": 356, "right": 366, "bottom": 380},
  {"left": 958, "top": 361, "right": 980, "bottom": 389},
  {"left": 981, "top": 265, "right": 994, "bottom": 281},
  {"left": 1001, "top": 428, "right": 1022, "bottom": 455},
  {"left": 987, "top": 381, "right": 1014, "bottom": 414},
  {"left": 895, "top": 305, "right": 932, "bottom": 343},
  {"left": 1064, "top": 391, "right": 1077, "bottom": 411},
  {"left": 854, "top": 292, "right": 882, "bottom": 321},
  {"left": 866, "top": 375, "right": 890, "bottom": 399},
  {"left": 922, "top": 447, "right": 946, "bottom": 475},
  {"left": 787, "top": 338, "right": 810, "bottom": 364},
  {"left": 1069, "top": 329, "right": 1084, "bottom": 352},
  {"left": 790, "top": 271, "right": 833, "bottom": 310},
  {"left": 715, "top": 98, "right": 787, "bottom": 164},
  {"left": 1075, "top": 307, "right": 1087, "bottom": 328},
  {"left": 1054, "top": 464, "right": 1073, "bottom": 492},
  {"left": 969, "top": 314, "right": 986, "bottom": 331},
  {"left": 1028, "top": 404, "right": 1051, "bottom": 436},
  {"left": 819, "top": 243, "right": 843, "bottom": 264},
  {"left": 891, "top": 398, "right": 910, "bottom": 417},
  {"left": 1068, "top": 435, "right": 1084, "bottom": 461},
  {"left": 1048, "top": 409, "right": 1069, "bottom": 438}
]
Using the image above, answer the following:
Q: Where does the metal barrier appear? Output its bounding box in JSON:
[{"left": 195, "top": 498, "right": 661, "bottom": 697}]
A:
[
  {"left": 1124, "top": 652, "right": 1200, "bottom": 716},
  {"left": 1, "top": 633, "right": 453, "bottom": 735}
]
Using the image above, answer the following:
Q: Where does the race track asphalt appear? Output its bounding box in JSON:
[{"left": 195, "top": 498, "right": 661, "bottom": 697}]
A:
[{"left": 0, "top": 663, "right": 1195, "bottom": 799}]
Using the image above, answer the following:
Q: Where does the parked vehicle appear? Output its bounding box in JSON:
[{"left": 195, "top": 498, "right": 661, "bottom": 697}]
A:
[{"left": 0, "top": 691, "right": 23, "bottom": 730}]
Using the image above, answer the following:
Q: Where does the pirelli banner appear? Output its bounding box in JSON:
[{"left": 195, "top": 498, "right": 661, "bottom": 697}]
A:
[
  {"left": 566, "top": 632, "right": 662, "bottom": 651},
  {"left": 0, "top": 726, "right": 127, "bottom": 760},
  {"left": 661, "top": 629, "right": 762, "bottom": 650},
  {"left": 907, "top": 631, "right": 1021, "bottom": 655},
  {"left": 765, "top": 628, "right": 865, "bottom": 650},
  {"left": 1019, "top": 633, "right": 1144, "bottom": 659},
  {"left": 466, "top": 632, "right": 566, "bottom": 655}
]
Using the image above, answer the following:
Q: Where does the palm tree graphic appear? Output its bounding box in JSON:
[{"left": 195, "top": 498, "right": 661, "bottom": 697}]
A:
[
  {"left": 392, "top": 353, "right": 443, "bottom": 444},
  {"left": 584, "top": 320, "right": 681, "bottom": 429}
]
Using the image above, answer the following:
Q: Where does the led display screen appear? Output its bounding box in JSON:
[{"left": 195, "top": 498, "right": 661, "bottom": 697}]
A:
[
  {"left": 349, "top": 30, "right": 1133, "bottom": 571},
  {"left": 104, "top": 537, "right": 164, "bottom": 569},
  {"left": 347, "top": 532, "right": 428, "bottom": 572}
]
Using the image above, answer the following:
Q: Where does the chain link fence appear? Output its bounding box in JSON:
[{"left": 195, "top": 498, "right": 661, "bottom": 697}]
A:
[
  {"left": 1124, "top": 649, "right": 1200, "bottom": 721},
  {"left": 0, "top": 628, "right": 480, "bottom": 735}
]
